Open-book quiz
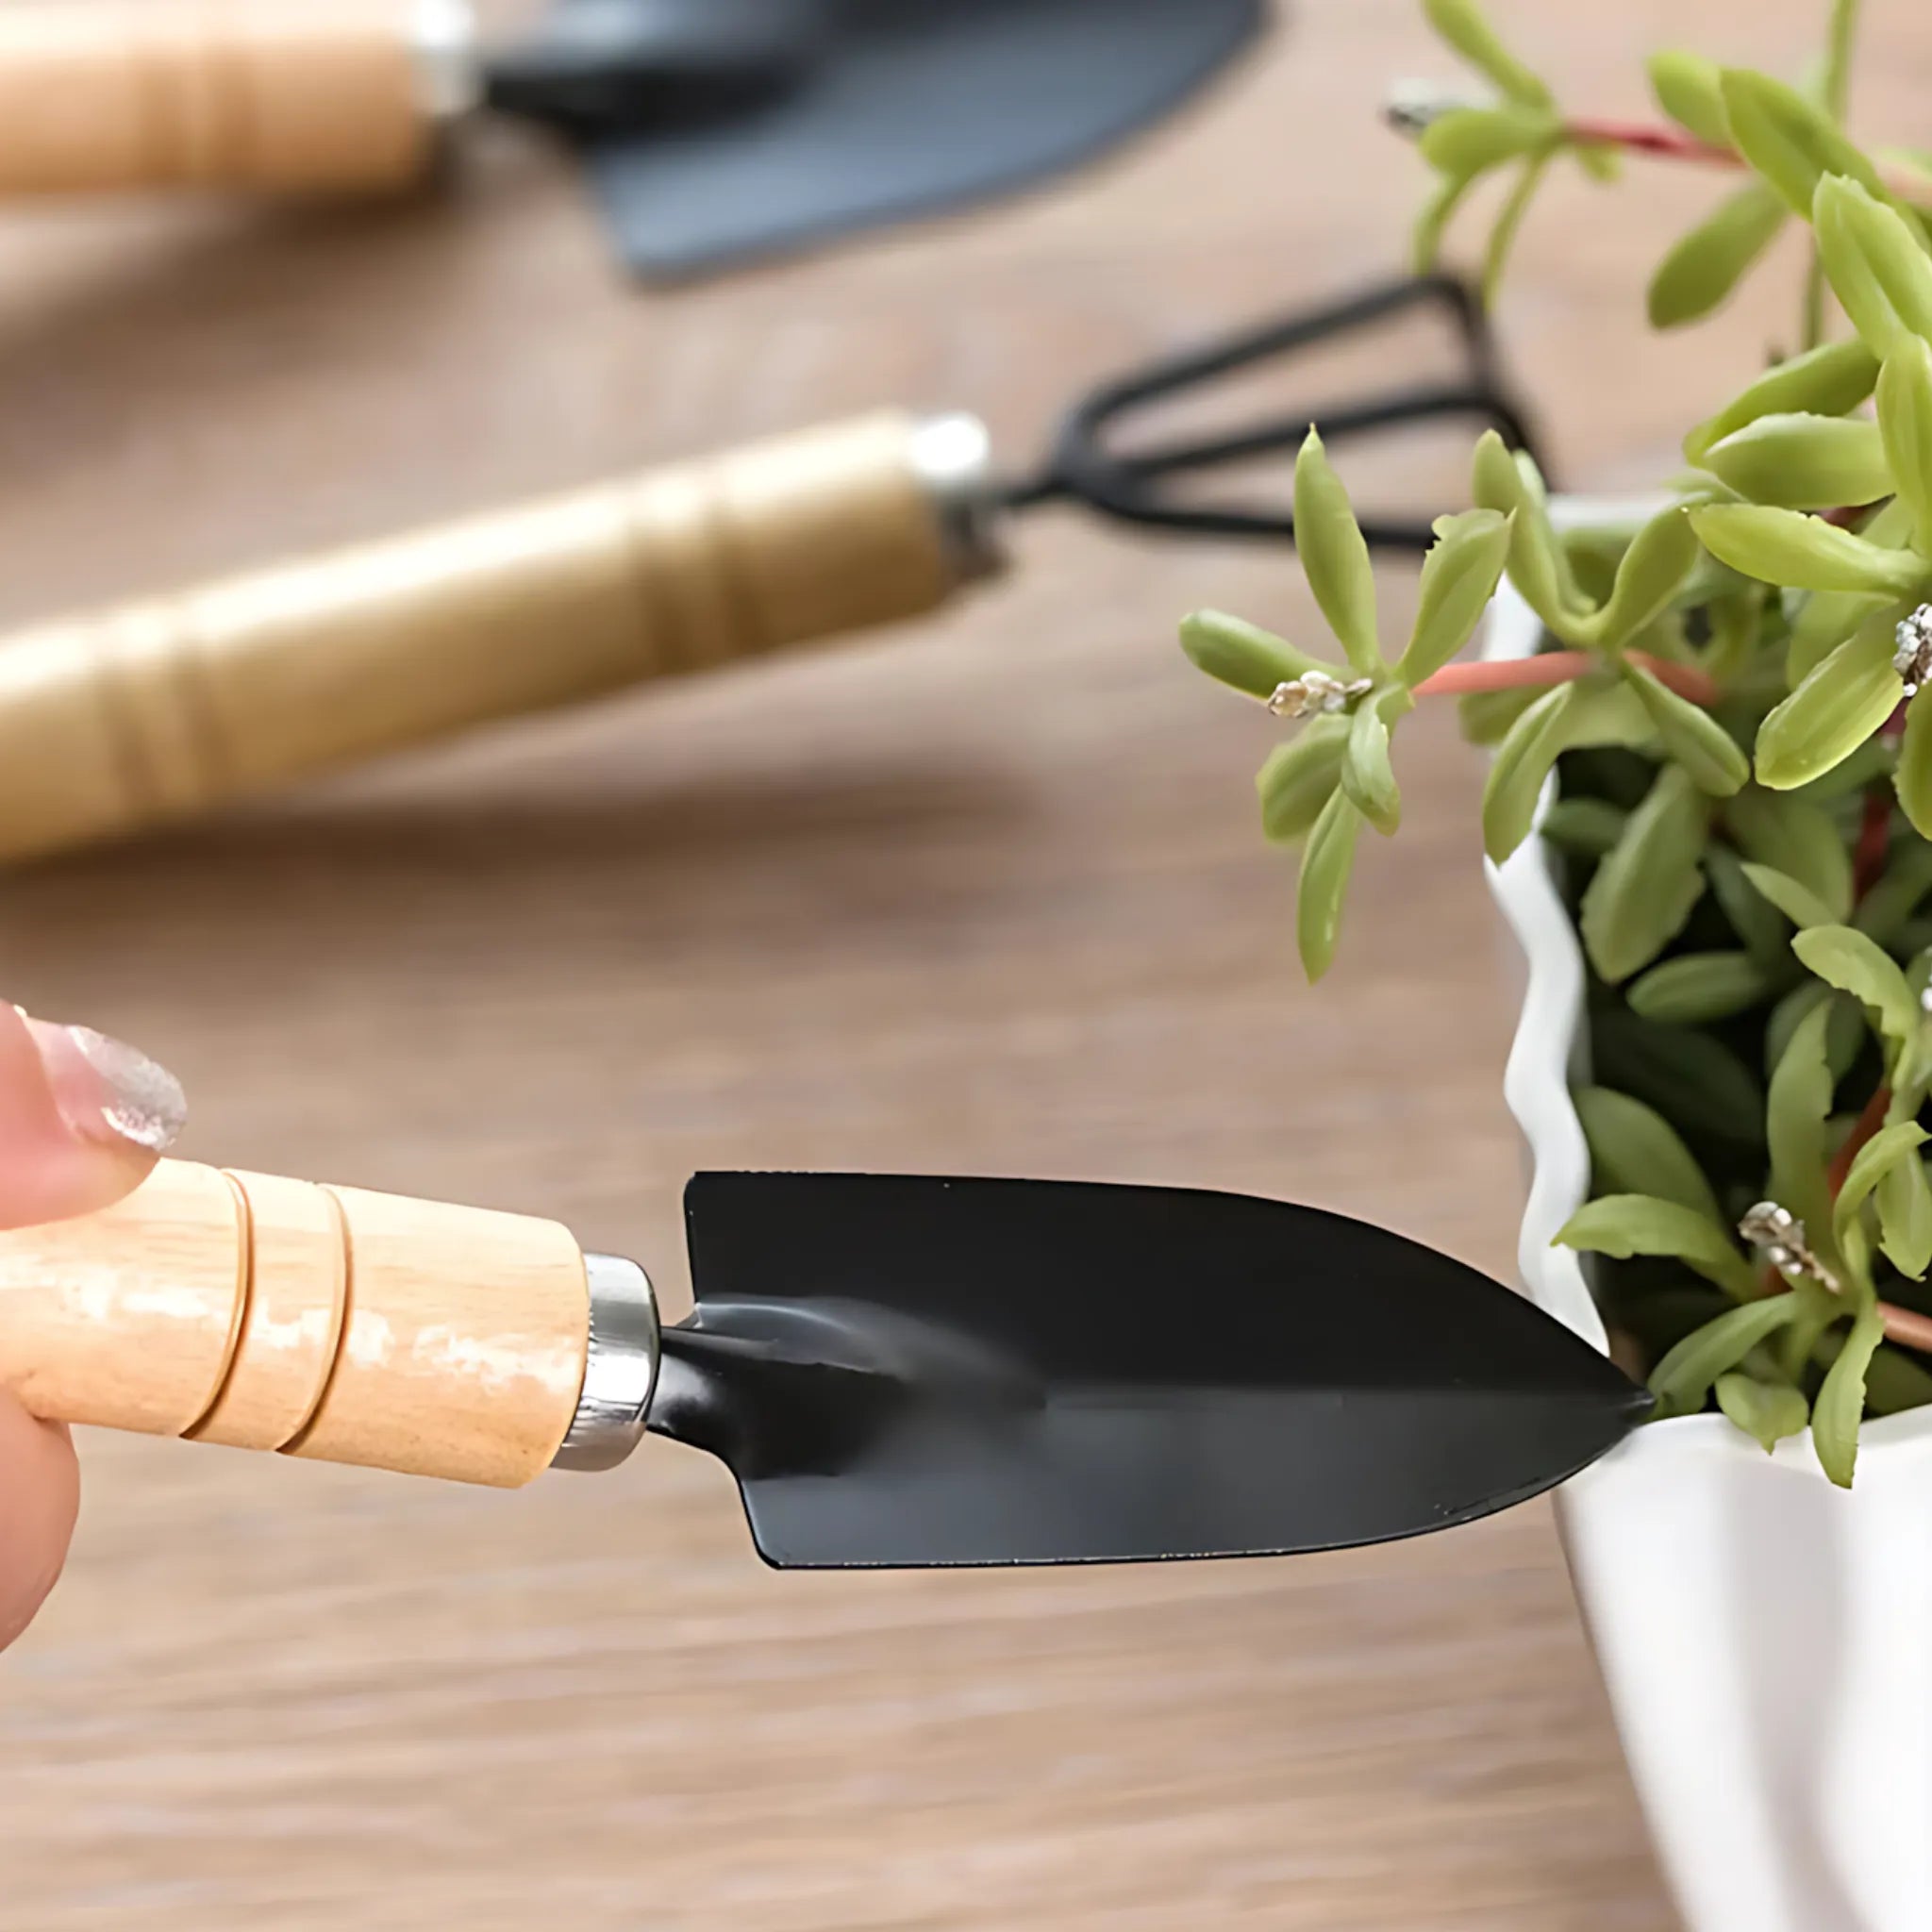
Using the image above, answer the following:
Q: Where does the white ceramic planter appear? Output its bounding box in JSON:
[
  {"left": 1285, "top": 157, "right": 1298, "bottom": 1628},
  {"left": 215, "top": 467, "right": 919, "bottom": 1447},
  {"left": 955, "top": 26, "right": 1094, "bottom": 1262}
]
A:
[{"left": 1483, "top": 533, "right": 1932, "bottom": 1932}]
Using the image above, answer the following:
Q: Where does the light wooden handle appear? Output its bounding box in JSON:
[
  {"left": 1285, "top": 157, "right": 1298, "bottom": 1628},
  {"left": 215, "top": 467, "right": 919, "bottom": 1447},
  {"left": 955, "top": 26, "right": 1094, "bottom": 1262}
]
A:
[
  {"left": 0, "top": 1158, "right": 591, "bottom": 1488},
  {"left": 0, "top": 410, "right": 978, "bottom": 864},
  {"left": 0, "top": 1, "right": 432, "bottom": 197}
]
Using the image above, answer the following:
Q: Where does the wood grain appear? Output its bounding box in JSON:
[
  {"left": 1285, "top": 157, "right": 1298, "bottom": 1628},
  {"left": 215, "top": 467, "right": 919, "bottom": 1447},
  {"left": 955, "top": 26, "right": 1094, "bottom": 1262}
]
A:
[
  {"left": 0, "top": 409, "right": 964, "bottom": 863},
  {"left": 4, "top": 0, "right": 1924, "bottom": 1924},
  {"left": 0, "top": 1, "right": 427, "bottom": 197},
  {"left": 0, "top": 1158, "right": 590, "bottom": 1482}
]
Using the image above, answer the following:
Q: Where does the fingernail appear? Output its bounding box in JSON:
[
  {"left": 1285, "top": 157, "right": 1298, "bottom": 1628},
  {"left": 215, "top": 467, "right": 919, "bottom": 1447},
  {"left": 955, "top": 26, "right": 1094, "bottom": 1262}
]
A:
[{"left": 21, "top": 1012, "right": 186, "bottom": 1154}]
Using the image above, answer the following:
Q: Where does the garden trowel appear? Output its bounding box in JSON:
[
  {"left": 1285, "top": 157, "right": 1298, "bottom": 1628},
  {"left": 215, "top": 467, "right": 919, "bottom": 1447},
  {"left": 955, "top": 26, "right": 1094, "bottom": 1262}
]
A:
[
  {"left": 0, "top": 0, "right": 1267, "bottom": 278},
  {"left": 0, "top": 1159, "right": 1650, "bottom": 1566}
]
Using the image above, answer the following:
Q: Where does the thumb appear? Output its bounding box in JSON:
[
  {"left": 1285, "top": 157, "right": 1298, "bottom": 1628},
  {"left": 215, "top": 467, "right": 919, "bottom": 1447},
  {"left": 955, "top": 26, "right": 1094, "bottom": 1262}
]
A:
[
  {"left": 0, "top": 1003, "right": 183, "bottom": 1650},
  {"left": 0, "top": 1005, "right": 185, "bottom": 1227}
]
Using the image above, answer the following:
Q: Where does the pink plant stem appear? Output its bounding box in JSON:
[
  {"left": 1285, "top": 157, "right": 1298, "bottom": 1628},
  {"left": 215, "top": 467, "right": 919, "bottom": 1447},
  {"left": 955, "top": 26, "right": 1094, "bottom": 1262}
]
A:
[
  {"left": 1411, "top": 650, "right": 1721, "bottom": 706},
  {"left": 1565, "top": 118, "right": 1733, "bottom": 164},
  {"left": 1854, "top": 786, "right": 1893, "bottom": 898},
  {"left": 1880, "top": 1302, "right": 1932, "bottom": 1354},
  {"left": 1563, "top": 117, "right": 1932, "bottom": 208}
]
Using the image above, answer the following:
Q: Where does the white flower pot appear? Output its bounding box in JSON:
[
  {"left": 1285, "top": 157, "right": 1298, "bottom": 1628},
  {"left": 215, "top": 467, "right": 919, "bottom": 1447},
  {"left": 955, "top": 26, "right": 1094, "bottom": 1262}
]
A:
[{"left": 1483, "top": 540, "right": 1932, "bottom": 1932}]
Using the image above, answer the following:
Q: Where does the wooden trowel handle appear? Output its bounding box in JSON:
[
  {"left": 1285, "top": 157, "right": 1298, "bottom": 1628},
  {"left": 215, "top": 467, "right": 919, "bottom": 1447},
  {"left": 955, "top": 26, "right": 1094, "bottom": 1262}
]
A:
[
  {"left": 0, "top": 1, "right": 441, "bottom": 197},
  {"left": 0, "top": 1158, "right": 598, "bottom": 1487},
  {"left": 0, "top": 409, "right": 994, "bottom": 865}
]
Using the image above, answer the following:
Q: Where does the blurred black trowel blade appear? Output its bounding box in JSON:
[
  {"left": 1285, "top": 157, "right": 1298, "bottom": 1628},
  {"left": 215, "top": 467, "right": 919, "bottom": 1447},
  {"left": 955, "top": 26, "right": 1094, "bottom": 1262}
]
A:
[
  {"left": 652, "top": 1174, "right": 1652, "bottom": 1569},
  {"left": 510, "top": 0, "right": 1270, "bottom": 280}
]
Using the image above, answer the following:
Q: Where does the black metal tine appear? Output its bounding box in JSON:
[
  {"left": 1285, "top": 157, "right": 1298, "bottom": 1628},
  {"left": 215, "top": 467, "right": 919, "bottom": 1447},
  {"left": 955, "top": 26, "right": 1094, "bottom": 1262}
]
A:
[
  {"left": 1068, "top": 274, "right": 1480, "bottom": 418},
  {"left": 1098, "top": 382, "right": 1526, "bottom": 480},
  {"left": 1007, "top": 274, "right": 1546, "bottom": 553}
]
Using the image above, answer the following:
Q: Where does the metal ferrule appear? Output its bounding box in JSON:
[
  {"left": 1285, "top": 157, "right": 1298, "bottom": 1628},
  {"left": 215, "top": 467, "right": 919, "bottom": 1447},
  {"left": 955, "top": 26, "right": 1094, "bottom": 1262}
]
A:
[
  {"left": 908, "top": 413, "right": 1008, "bottom": 585},
  {"left": 552, "top": 1253, "right": 661, "bottom": 1471},
  {"left": 409, "top": 0, "right": 484, "bottom": 122}
]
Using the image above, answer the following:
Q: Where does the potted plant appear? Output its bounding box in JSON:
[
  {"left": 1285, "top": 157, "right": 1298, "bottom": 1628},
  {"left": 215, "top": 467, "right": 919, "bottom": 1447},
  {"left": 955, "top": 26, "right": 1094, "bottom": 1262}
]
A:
[{"left": 1180, "top": 6, "right": 1932, "bottom": 1928}]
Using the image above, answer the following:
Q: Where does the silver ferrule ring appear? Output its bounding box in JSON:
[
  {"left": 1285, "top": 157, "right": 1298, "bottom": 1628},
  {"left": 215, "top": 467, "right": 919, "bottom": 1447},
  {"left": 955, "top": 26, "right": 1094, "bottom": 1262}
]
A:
[
  {"left": 409, "top": 0, "right": 483, "bottom": 122},
  {"left": 552, "top": 1254, "right": 661, "bottom": 1472},
  {"left": 908, "top": 412, "right": 1007, "bottom": 585}
]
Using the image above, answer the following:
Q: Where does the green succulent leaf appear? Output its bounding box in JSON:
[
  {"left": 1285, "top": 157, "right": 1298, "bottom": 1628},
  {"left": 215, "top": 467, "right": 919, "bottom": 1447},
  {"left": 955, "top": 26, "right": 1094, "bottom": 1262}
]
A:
[
  {"left": 1646, "top": 50, "right": 1732, "bottom": 150},
  {"left": 1555, "top": 1193, "right": 1759, "bottom": 1301},
  {"left": 1766, "top": 999, "right": 1834, "bottom": 1239},
  {"left": 1482, "top": 150, "right": 1552, "bottom": 307},
  {"left": 1400, "top": 508, "right": 1513, "bottom": 686},
  {"left": 1765, "top": 981, "right": 1862, "bottom": 1081},
  {"left": 1719, "top": 71, "right": 1883, "bottom": 216},
  {"left": 1727, "top": 787, "right": 1856, "bottom": 918},
  {"left": 1591, "top": 1010, "right": 1766, "bottom": 1147},
  {"left": 1647, "top": 1293, "right": 1804, "bottom": 1417},
  {"left": 1627, "top": 951, "right": 1774, "bottom": 1024},
  {"left": 1896, "top": 688, "right": 1932, "bottom": 840},
  {"left": 1584, "top": 505, "right": 1700, "bottom": 650},
  {"left": 1573, "top": 1085, "right": 1724, "bottom": 1223},
  {"left": 1877, "top": 1152, "right": 1932, "bottom": 1278},
  {"left": 1877, "top": 333, "right": 1932, "bottom": 543},
  {"left": 1423, "top": 0, "right": 1554, "bottom": 108},
  {"left": 1754, "top": 611, "right": 1905, "bottom": 790},
  {"left": 1579, "top": 765, "right": 1709, "bottom": 982},
  {"left": 1181, "top": 609, "right": 1334, "bottom": 695},
  {"left": 1690, "top": 505, "right": 1928, "bottom": 596},
  {"left": 1256, "top": 717, "right": 1350, "bottom": 843},
  {"left": 1574, "top": 141, "right": 1621, "bottom": 185},
  {"left": 1795, "top": 734, "right": 1897, "bottom": 801},
  {"left": 1341, "top": 684, "right": 1411, "bottom": 835},
  {"left": 1457, "top": 683, "right": 1545, "bottom": 746},
  {"left": 1558, "top": 683, "right": 1657, "bottom": 748},
  {"left": 1812, "top": 1300, "right": 1885, "bottom": 1486},
  {"left": 1541, "top": 796, "right": 1628, "bottom": 857},
  {"left": 1296, "top": 786, "right": 1363, "bottom": 982},
  {"left": 1683, "top": 340, "right": 1879, "bottom": 463},
  {"left": 1854, "top": 838, "right": 1932, "bottom": 945},
  {"left": 1411, "top": 164, "right": 1483, "bottom": 275},
  {"left": 1714, "top": 1373, "right": 1811, "bottom": 1452},
  {"left": 1294, "top": 429, "right": 1381, "bottom": 675},
  {"left": 1833, "top": 1122, "right": 1931, "bottom": 1247},
  {"left": 1821, "top": 0, "right": 1858, "bottom": 120},
  {"left": 1647, "top": 183, "right": 1787, "bottom": 329},
  {"left": 1813, "top": 174, "right": 1932, "bottom": 357},
  {"left": 1707, "top": 845, "right": 1792, "bottom": 962},
  {"left": 1786, "top": 506, "right": 1915, "bottom": 684},
  {"left": 1419, "top": 105, "right": 1557, "bottom": 175},
  {"left": 1481, "top": 683, "right": 1574, "bottom": 863},
  {"left": 1867, "top": 1340, "right": 1932, "bottom": 1414},
  {"left": 1697, "top": 412, "right": 1892, "bottom": 510},
  {"left": 1790, "top": 924, "right": 1920, "bottom": 1046},
  {"left": 1739, "top": 860, "right": 1839, "bottom": 931},
  {"left": 1622, "top": 662, "right": 1747, "bottom": 795},
  {"left": 1472, "top": 431, "right": 1580, "bottom": 634}
]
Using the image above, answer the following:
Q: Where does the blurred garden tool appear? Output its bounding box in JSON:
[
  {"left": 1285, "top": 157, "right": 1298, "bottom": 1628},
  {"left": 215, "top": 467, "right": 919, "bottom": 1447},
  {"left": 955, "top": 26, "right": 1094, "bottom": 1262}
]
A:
[
  {"left": 0, "top": 1160, "right": 1648, "bottom": 1564},
  {"left": 0, "top": 0, "right": 1267, "bottom": 277},
  {"left": 0, "top": 275, "right": 1541, "bottom": 865}
]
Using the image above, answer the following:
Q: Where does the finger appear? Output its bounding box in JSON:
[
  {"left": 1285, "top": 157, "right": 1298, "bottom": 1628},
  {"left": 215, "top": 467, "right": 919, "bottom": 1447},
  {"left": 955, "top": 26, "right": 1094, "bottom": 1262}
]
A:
[
  {"left": 0, "top": 1005, "right": 185, "bottom": 1228},
  {"left": 0, "top": 1390, "right": 80, "bottom": 1651}
]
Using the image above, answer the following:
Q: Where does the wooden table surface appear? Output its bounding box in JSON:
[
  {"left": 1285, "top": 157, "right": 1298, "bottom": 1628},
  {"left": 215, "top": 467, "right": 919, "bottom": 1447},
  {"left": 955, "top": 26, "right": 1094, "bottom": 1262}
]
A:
[{"left": 3, "top": 2, "right": 1924, "bottom": 1925}]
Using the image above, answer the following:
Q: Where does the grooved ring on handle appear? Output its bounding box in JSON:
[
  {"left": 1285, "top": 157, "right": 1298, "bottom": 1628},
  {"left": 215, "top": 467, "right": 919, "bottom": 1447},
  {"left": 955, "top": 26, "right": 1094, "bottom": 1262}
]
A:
[{"left": 552, "top": 1255, "right": 659, "bottom": 1472}]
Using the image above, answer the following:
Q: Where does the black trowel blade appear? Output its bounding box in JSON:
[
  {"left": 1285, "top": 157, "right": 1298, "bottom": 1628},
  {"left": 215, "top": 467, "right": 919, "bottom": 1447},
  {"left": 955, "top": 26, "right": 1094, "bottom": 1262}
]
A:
[
  {"left": 653, "top": 1174, "right": 1651, "bottom": 1569},
  {"left": 559, "top": 0, "right": 1269, "bottom": 279}
]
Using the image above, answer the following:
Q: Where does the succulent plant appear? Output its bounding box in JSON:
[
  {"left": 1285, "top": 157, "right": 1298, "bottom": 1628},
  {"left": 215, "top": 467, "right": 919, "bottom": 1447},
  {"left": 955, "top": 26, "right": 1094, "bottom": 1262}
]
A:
[{"left": 1184, "top": 0, "right": 1932, "bottom": 1481}]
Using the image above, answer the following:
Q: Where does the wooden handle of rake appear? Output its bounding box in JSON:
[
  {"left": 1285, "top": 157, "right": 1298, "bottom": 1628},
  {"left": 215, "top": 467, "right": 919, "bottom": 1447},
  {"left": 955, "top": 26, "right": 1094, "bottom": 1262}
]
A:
[{"left": 0, "top": 410, "right": 996, "bottom": 864}]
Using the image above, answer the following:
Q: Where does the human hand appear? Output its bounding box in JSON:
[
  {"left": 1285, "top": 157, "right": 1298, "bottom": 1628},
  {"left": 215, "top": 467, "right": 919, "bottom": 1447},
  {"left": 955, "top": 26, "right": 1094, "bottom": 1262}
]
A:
[{"left": 0, "top": 1007, "right": 184, "bottom": 1649}]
